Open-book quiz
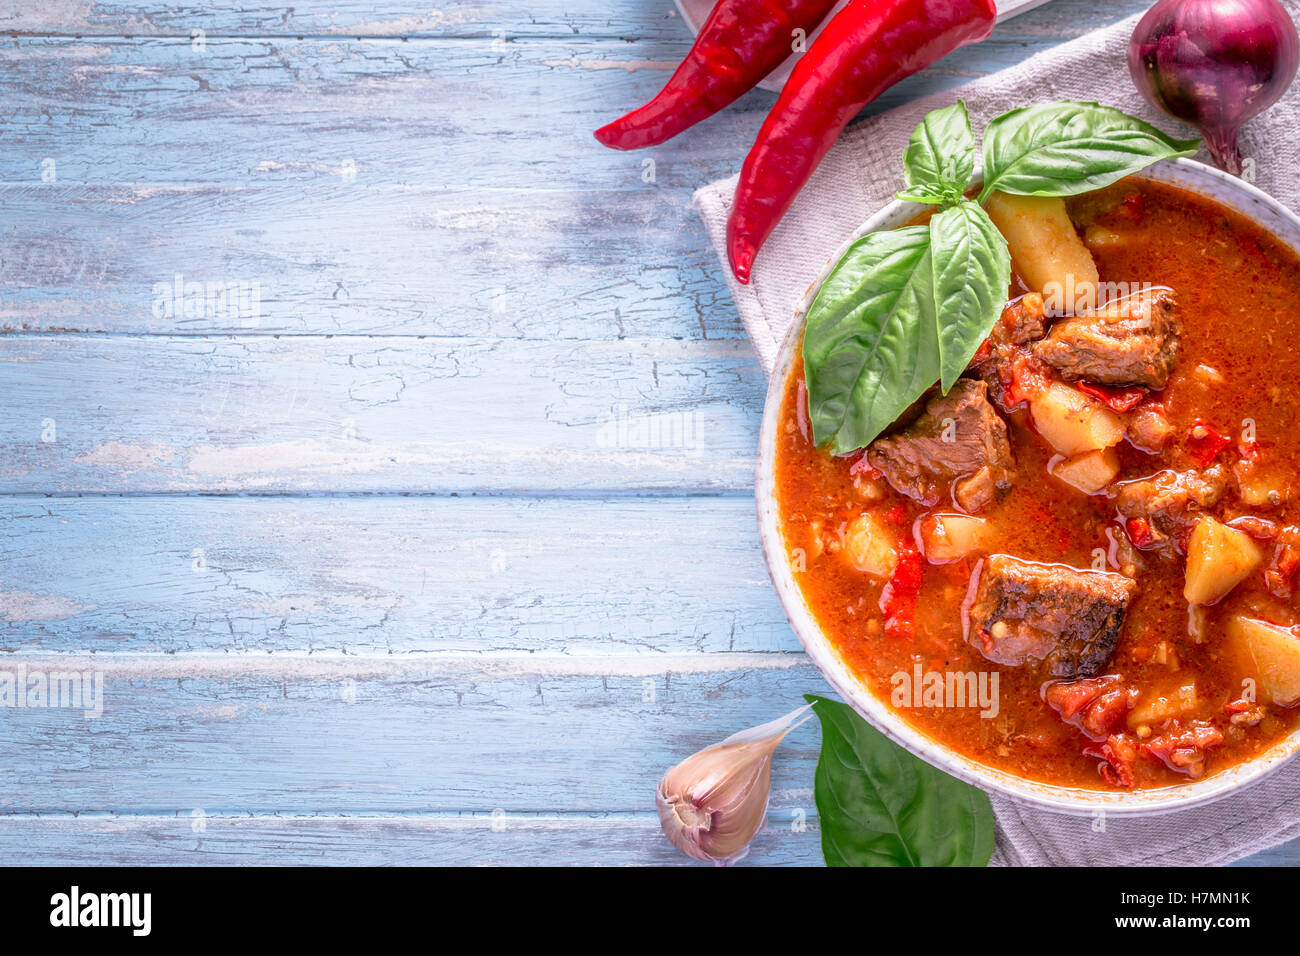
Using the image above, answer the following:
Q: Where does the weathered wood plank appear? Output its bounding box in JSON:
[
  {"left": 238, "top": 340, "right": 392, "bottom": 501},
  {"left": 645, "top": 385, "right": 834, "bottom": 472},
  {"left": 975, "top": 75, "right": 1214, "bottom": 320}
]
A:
[
  {"left": 0, "top": 495, "right": 789, "bottom": 653},
  {"left": 0, "top": 657, "right": 822, "bottom": 814},
  {"left": 0, "top": 3, "right": 1151, "bottom": 340},
  {"left": 0, "top": 0, "right": 701, "bottom": 39},
  {"left": 0, "top": 184, "right": 736, "bottom": 339},
  {"left": 0, "top": 16, "right": 1153, "bottom": 196},
  {"left": 0, "top": 335, "right": 761, "bottom": 493},
  {"left": 0, "top": 811, "right": 822, "bottom": 865},
  {"left": 0, "top": 0, "right": 1151, "bottom": 41},
  {"left": 0, "top": 811, "right": 824, "bottom": 865}
]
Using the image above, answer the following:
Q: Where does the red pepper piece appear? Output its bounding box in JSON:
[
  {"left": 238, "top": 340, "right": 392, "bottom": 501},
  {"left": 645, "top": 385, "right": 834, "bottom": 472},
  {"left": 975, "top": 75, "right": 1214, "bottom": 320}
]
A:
[
  {"left": 1078, "top": 381, "right": 1147, "bottom": 413},
  {"left": 594, "top": 0, "right": 841, "bottom": 150},
  {"left": 726, "top": 0, "right": 997, "bottom": 282},
  {"left": 879, "top": 541, "right": 922, "bottom": 640},
  {"left": 1186, "top": 419, "right": 1232, "bottom": 468},
  {"left": 1126, "top": 517, "right": 1153, "bottom": 549}
]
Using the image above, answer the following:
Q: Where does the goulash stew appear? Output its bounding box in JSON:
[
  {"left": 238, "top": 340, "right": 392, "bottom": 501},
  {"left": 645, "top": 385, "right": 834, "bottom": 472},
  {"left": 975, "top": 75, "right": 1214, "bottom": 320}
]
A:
[{"left": 775, "top": 178, "right": 1300, "bottom": 790}]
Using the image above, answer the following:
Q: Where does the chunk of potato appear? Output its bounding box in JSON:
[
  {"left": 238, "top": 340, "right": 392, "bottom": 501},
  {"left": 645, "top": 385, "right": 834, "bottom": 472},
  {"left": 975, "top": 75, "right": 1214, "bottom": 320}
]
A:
[
  {"left": 985, "top": 192, "right": 1100, "bottom": 313},
  {"left": 1127, "top": 683, "right": 1198, "bottom": 730},
  {"left": 1235, "top": 465, "right": 1288, "bottom": 507},
  {"left": 1226, "top": 615, "right": 1300, "bottom": 706},
  {"left": 1184, "top": 516, "right": 1264, "bottom": 605},
  {"left": 918, "top": 513, "right": 986, "bottom": 564},
  {"left": 842, "top": 513, "right": 898, "bottom": 578},
  {"left": 1050, "top": 447, "right": 1120, "bottom": 494},
  {"left": 1029, "top": 382, "right": 1125, "bottom": 457}
]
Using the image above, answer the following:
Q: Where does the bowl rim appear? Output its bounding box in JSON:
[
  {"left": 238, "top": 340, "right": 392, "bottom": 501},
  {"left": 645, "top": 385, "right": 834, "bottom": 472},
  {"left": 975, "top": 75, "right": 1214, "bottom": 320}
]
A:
[{"left": 756, "top": 157, "right": 1300, "bottom": 815}]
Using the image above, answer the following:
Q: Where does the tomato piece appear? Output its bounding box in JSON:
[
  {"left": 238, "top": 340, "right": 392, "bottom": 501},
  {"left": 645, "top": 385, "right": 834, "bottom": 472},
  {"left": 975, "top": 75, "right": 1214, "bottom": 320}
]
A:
[
  {"left": 1143, "top": 720, "right": 1224, "bottom": 779},
  {"left": 883, "top": 503, "right": 907, "bottom": 525},
  {"left": 1083, "top": 733, "right": 1138, "bottom": 788},
  {"left": 1078, "top": 381, "right": 1147, "bottom": 413},
  {"left": 879, "top": 543, "right": 922, "bottom": 640},
  {"left": 1186, "top": 419, "right": 1232, "bottom": 468},
  {"left": 1044, "top": 676, "right": 1132, "bottom": 741},
  {"left": 1003, "top": 352, "right": 1050, "bottom": 408}
]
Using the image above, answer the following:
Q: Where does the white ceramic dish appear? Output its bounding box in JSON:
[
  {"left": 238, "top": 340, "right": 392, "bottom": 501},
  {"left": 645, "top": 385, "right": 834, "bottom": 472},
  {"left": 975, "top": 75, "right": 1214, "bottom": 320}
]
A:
[{"left": 756, "top": 158, "right": 1300, "bottom": 815}]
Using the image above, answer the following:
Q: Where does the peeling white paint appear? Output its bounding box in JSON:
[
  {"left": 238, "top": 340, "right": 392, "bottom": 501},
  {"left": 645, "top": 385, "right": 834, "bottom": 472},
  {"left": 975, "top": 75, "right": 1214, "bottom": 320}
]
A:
[
  {"left": 0, "top": 588, "right": 95, "bottom": 623},
  {"left": 75, "top": 440, "right": 179, "bottom": 475}
]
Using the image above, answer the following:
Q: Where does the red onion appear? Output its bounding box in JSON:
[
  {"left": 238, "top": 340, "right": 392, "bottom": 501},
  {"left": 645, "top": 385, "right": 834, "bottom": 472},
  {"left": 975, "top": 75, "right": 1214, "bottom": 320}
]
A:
[{"left": 1128, "top": 0, "right": 1299, "bottom": 175}]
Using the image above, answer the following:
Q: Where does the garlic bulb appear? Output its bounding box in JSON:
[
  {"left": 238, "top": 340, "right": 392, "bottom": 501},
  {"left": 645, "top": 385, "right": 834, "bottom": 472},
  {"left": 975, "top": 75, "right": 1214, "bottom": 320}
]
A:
[{"left": 656, "top": 705, "right": 810, "bottom": 865}]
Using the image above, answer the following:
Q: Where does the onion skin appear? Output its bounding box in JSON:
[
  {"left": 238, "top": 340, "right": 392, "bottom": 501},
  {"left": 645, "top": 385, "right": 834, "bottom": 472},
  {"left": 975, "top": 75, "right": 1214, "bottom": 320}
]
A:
[{"left": 1128, "top": 0, "right": 1299, "bottom": 175}]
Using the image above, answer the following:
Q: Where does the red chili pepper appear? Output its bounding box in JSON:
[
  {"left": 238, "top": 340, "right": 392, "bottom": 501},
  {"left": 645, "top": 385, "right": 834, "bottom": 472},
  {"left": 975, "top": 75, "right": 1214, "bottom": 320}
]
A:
[
  {"left": 726, "top": 0, "right": 997, "bottom": 282},
  {"left": 1186, "top": 419, "right": 1232, "bottom": 468},
  {"left": 1078, "top": 381, "right": 1147, "bottom": 413},
  {"left": 593, "top": 0, "right": 841, "bottom": 150},
  {"left": 880, "top": 541, "right": 922, "bottom": 639}
]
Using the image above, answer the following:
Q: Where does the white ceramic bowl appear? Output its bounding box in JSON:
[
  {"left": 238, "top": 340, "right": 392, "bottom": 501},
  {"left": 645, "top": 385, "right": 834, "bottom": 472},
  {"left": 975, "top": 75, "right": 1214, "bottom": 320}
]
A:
[{"left": 757, "top": 158, "right": 1300, "bottom": 815}]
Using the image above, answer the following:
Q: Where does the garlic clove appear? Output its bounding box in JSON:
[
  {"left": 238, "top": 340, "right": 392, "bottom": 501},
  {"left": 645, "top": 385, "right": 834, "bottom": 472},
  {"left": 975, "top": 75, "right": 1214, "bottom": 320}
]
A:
[{"left": 656, "top": 705, "right": 810, "bottom": 865}]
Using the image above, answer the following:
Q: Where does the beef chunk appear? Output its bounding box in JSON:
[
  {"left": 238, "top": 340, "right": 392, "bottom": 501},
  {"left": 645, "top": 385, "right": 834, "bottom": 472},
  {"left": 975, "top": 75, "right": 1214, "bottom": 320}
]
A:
[
  {"left": 866, "top": 380, "right": 1014, "bottom": 513},
  {"left": 965, "top": 555, "right": 1138, "bottom": 678},
  {"left": 997, "top": 293, "right": 1048, "bottom": 347},
  {"left": 1115, "top": 465, "right": 1228, "bottom": 552},
  {"left": 1032, "top": 288, "right": 1179, "bottom": 388}
]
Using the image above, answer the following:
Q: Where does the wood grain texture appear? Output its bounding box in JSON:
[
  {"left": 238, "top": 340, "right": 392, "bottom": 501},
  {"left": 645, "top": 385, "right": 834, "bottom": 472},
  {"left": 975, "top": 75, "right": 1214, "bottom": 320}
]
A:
[
  {"left": 0, "top": 812, "right": 825, "bottom": 866},
  {"left": 0, "top": 496, "right": 791, "bottom": 653},
  {"left": 1, "top": 0, "right": 1293, "bottom": 867},
  {"left": 0, "top": 657, "right": 823, "bottom": 814}
]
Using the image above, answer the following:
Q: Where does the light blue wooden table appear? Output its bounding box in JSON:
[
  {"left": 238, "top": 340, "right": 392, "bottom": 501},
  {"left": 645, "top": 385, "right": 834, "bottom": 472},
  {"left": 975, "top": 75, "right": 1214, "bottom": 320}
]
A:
[{"left": 0, "top": 0, "right": 1293, "bottom": 866}]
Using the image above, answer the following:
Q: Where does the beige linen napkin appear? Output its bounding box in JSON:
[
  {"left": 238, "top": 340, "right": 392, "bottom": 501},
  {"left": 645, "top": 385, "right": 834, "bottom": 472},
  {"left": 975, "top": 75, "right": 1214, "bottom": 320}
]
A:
[{"left": 695, "top": 6, "right": 1300, "bottom": 865}]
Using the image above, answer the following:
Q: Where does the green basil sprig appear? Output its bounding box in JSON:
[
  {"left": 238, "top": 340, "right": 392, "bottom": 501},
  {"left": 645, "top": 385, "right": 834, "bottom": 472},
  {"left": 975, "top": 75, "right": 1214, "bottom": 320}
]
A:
[
  {"left": 896, "top": 101, "right": 974, "bottom": 206},
  {"left": 802, "top": 100, "right": 1200, "bottom": 455},
  {"left": 806, "top": 695, "right": 994, "bottom": 867}
]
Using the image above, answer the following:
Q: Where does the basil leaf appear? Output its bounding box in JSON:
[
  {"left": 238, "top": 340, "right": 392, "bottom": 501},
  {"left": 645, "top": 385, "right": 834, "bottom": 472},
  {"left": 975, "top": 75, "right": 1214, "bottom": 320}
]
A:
[
  {"left": 930, "top": 200, "right": 1010, "bottom": 390},
  {"left": 803, "top": 226, "right": 939, "bottom": 455},
  {"left": 978, "top": 100, "right": 1200, "bottom": 201},
  {"left": 896, "top": 183, "right": 959, "bottom": 206},
  {"left": 805, "top": 695, "right": 994, "bottom": 867},
  {"left": 900, "top": 101, "right": 975, "bottom": 202}
]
